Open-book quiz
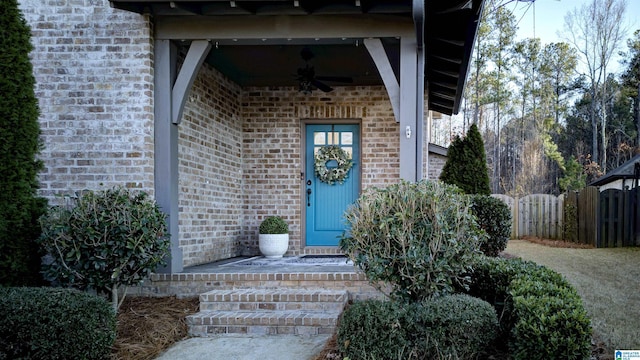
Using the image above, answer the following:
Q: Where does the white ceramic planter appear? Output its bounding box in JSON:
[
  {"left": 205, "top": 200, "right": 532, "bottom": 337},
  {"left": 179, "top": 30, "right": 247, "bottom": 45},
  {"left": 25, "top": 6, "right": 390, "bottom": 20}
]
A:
[{"left": 258, "top": 233, "right": 289, "bottom": 259}]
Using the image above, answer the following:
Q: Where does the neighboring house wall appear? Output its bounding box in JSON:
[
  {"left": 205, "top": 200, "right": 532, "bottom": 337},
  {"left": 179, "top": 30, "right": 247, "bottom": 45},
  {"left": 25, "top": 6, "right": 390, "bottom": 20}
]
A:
[
  {"left": 19, "top": 0, "right": 155, "bottom": 199},
  {"left": 428, "top": 153, "right": 447, "bottom": 180},
  {"left": 597, "top": 179, "right": 638, "bottom": 191}
]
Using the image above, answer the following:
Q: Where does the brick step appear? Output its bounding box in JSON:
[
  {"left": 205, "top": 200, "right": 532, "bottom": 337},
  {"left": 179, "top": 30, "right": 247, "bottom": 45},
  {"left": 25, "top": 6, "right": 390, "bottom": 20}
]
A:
[
  {"left": 199, "top": 288, "right": 348, "bottom": 312},
  {"left": 139, "top": 271, "right": 376, "bottom": 299},
  {"left": 187, "top": 309, "right": 341, "bottom": 336},
  {"left": 187, "top": 288, "right": 348, "bottom": 337}
]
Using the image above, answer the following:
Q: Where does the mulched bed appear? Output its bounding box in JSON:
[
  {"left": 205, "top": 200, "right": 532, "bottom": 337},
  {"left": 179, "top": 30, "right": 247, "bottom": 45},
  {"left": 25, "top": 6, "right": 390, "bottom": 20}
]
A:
[{"left": 112, "top": 296, "right": 199, "bottom": 360}]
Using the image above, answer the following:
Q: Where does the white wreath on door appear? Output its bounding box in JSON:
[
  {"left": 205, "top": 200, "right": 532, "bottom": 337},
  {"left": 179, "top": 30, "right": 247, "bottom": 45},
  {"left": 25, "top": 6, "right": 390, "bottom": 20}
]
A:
[{"left": 314, "top": 145, "right": 353, "bottom": 185}]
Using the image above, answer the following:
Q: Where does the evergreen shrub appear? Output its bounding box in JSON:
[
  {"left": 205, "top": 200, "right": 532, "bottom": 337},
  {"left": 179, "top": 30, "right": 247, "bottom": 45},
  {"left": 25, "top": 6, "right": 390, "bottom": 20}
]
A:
[
  {"left": 464, "top": 256, "right": 592, "bottom": 359},
  {"left": 0, "top": 0, "right": 48, "bottom": 286},
  {"left": 0, "top": 287, "right": 116, "bottom": 359},
  {"left": 38, "top": 187, "right": 170, "bottom": 310},
  {"left": 340, "top": 180, "right": 485, "bottom": 302},
  {"left": 439, "top": 124, "right": 491, "bottom": 195},
  {"left": 508, "top": 271, "right": 591, "bottom": 360},
  {"left": 337, "top": 295, "right": 498, "bottom": 360},
  {"left": 509, "top": 286, "right": 591, "bottom": 360},
  {"left": 470, "top": 195, "right": 512, "bottom": 256},
  {"left": 258, "top": 216, "right": 288, "bottom": 234}
]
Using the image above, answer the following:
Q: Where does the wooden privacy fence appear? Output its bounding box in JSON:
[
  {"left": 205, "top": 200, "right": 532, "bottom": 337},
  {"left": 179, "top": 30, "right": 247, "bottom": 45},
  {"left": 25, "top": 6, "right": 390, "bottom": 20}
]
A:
[
  {"left": 599, "top": 187, "right": 640, "bottom": 247},
  {"left": 491, "top": 186, "right": 640, "bottom": 248}
]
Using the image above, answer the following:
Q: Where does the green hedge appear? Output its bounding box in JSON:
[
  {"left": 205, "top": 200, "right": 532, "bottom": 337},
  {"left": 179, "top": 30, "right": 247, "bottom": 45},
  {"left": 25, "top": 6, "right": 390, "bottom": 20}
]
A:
[
  {"left": 0, "top": 287, "right": 116, "bottom": 359},
  {"left": 470, "top": 195, "right": 512, "bottom": 257},
  {"left": 337, "top": 294, "right": 498, "bottom": 360},
  {"left": 509, "top": 275, "right": 591, "bottom": 360},
  {"left": 464, "top": 256, "right": 592, "bottom": 360}
]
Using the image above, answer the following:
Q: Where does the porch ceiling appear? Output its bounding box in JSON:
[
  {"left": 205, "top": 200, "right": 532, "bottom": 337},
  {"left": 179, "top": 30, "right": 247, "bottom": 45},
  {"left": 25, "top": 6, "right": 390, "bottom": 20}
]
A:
[{"left": 109, "top": 0, "right": 484, "bottom": 115}]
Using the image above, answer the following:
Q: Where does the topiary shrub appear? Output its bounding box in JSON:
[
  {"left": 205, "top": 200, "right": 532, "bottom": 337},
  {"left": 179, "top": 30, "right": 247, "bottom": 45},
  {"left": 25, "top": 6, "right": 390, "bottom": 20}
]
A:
[
  {"left": 0, "top": 287, "right": 116, "bottom": 359},
  {"left": 259, "top": 216, "right": 288, "bottom": 234},
  {"left": 338, "top": 295, "right": 498, "bottom": 360},
  {"left": 38, "top": 187, "right": 170, "bottom": 311},
  {"left": 470, "top": 195, "right": 512, "bottom": 257},
  {"left": 340, "top": 180, "right": 485, "bottom": 302}
]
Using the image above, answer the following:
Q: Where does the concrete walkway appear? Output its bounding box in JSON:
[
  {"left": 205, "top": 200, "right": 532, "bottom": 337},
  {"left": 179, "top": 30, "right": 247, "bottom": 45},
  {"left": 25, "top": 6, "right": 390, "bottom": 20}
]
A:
[{"left": 155, "top": 334, "right": 331, "bottom": 360}]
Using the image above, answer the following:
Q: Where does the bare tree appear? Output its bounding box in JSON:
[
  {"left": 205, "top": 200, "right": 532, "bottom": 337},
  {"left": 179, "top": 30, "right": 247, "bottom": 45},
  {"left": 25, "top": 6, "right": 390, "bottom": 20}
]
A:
[{"left": 562, "top": 0, "right": 628, "bottom": 172}]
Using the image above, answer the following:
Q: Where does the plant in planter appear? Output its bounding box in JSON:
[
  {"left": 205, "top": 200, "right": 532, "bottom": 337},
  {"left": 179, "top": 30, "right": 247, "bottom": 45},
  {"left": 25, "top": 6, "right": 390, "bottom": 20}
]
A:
[{"left": 258, "top": 216, "right": 289, "bottom": 259}]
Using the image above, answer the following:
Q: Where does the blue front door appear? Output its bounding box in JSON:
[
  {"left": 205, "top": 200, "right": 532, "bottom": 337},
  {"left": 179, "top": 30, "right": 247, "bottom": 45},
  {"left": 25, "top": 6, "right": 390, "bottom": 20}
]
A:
[{"left": 305, "top": 124, "right": 360, "bottom": 246}]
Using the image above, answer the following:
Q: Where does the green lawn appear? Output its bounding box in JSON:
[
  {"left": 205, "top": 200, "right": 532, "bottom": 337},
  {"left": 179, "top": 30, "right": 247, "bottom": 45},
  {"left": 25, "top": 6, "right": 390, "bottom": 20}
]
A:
[{"left": 505, "top": 240, "right": 640, "bottom": 353}]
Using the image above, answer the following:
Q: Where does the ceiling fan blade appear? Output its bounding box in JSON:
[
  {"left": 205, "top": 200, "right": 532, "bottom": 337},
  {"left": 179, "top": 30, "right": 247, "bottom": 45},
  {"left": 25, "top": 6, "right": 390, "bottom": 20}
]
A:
[
  {"left": 311, "top": 79, "right": 333, "bottom": 92},
  {"left": 315, "top": 76, "right": 353, "bottom": 83}
]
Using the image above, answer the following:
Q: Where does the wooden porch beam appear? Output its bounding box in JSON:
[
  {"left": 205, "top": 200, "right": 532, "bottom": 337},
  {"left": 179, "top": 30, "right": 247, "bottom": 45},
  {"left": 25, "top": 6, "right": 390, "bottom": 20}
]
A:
[
  {"left": 155, "top": 15, "right": 413, "bottom": 40},
  {"left": 154, "top": 39, "right": 183, "bottom": 273},
  {"left": 363, "top": 38, "right": 399, "bottom": 122},
  {"left": 172, "top": 40, "right": 212, "bottom": 124},
  {"left": 399, "top": 36, "right": 417, "bottom": 182}
]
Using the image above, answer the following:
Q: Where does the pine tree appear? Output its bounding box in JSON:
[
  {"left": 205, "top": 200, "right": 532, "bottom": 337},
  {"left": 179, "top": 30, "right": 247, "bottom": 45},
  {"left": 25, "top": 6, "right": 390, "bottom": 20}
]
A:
[
  {"left": 440, "top": 124, "right": 491, "bottom": 195},
  {"left": 0, "top": 0, "right": 47, "bottom": 285},
  {"left": 439, "top": 134, "right": 464, "bottom": 188}
]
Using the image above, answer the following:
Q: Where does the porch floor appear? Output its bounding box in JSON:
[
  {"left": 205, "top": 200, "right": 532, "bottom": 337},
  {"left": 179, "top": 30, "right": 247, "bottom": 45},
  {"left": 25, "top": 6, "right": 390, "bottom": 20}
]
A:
[
  {"left": 138, "top": 255, "right": 376, "bottom": 299},
  {"left": 181, "top": 255, "right": 358, "bottom": 274}
]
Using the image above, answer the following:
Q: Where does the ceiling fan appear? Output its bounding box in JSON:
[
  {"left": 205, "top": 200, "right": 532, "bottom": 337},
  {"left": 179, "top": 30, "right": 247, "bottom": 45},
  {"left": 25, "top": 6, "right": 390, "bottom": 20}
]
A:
[{"left": 296, "top": 47, "right": 353, "bottom": 94}]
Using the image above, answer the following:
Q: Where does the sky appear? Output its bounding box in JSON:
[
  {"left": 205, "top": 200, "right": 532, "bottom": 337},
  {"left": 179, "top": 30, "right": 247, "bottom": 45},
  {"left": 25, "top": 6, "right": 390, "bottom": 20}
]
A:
[{"left": 509, "top": 0, "right": 640, "bottom": 74}]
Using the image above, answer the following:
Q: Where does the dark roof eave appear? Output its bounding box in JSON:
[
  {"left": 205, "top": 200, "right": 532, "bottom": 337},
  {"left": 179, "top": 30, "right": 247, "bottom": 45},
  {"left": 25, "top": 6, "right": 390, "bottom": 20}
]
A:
[
  {"left": 589, "top": 155, "right": 640, "bottom": 186},
  {"left": 109, "top": 0, "right": 485, "bottom": 116}
]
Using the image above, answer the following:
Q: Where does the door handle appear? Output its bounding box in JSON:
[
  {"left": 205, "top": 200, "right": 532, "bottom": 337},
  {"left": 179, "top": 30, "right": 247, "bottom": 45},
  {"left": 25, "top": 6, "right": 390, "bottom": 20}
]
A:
[{"left": 306, "top": 188, "right": 312, "bottom": 207}]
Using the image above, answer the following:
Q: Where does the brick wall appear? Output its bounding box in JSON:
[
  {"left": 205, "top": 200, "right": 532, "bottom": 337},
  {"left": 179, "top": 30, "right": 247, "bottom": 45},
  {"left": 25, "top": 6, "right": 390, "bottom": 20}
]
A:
[
  {"left": 428, "top": 152, "right": 447, "bottom": 180},
  {"left": 240, "top": 87, "right": 400, "bottom": 255},
  {"left": 19, "top": 0, "right": 155, "bottom": 199},
  {"left": 20, "top": 0, "right": 440, "bottom": 266},
  {"left": 178, "top": 63, "right": 244, "bottom": 266}
]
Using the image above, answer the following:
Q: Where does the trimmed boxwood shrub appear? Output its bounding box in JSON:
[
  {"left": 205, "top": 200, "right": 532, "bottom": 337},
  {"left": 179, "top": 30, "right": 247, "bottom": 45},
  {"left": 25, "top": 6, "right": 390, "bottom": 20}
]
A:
[
  {"left": 462, "top": 256, "right": 592, "bottom": 360},
  {"left": 509, "top": 277, "right": 591, "bottom": 360},
  {"left": 0, "top": 287, "right": 116, "bottom": 359},
  {"left": 337, "top": 294, "right": 498, "bottom": 360},
  {"left": 470, "top": 195, "right": 512, "bottom": 257},
  {"left": 337, "top": 300, "right": 408, "bottom": 359},
  {"left": 259, "top": 216, "right": 288, "bottom": 234}
]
